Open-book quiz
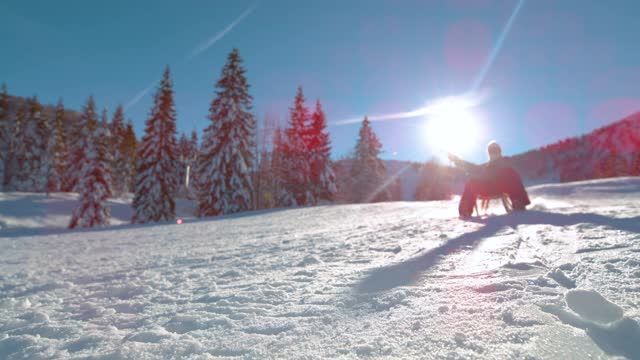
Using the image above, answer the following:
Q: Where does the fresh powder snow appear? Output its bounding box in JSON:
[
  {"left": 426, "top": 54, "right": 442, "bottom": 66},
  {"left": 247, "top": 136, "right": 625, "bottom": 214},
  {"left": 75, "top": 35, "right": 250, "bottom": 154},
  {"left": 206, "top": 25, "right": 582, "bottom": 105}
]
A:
[{"left": 1, "top": 177, "right": 639, "bottom": 359}]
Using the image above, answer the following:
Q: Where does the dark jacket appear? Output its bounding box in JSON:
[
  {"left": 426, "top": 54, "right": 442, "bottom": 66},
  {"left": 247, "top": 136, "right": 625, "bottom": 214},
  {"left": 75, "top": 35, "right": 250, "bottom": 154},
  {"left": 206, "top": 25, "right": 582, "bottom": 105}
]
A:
[
  {"left": 450, "top": 156, "right": 509, "bottom": 184},
  {"left": 452, "top": 155, "right": 530, "bottom": 208}
]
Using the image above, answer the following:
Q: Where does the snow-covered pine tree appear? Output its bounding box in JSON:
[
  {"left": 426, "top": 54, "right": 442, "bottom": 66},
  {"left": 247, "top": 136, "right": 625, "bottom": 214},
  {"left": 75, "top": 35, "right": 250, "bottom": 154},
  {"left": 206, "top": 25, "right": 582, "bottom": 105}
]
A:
[
  {"left": 48, "top": 98, "right": 69, "bottom": 192},
  {"left": 122, "top": 121, "right": 138, "bottom": 192},
  {"left": 308, "top": 100, "right": 336, "bottom": 202},
  {"left": 66, "top": 96, "right": 98, "bottom": 192},
  {"left": 34, "top": 97, "right": 53, "bottom": 192},
  {"left": 5, "top": 106, "right": 26, "bottom": 190},
  {"left": 98, "top": 107, "right": 113, "bottom": 197},
  {"left": 131, "top": 66, "right": 179, "bottom": 223},
  {"left": 69, "top": 104, "right": 112, "bottom": 229},
  {"left": 196, "top": 49, "right": 256, "bottom": 217},
  {"left": 10, "top": 97, "right": 49, "bottom": 191},
  {"left": 278, "top": 86, "right": 314, "bottom": 206},
  {"left": 0, "top": 84, "right": 10, "bottom": 188},
  {"left": 109, "top": 104, "right": 128, "bottom": 194},
  {"left": 350, "top": 116, "right": 390, "bottom": 203}
]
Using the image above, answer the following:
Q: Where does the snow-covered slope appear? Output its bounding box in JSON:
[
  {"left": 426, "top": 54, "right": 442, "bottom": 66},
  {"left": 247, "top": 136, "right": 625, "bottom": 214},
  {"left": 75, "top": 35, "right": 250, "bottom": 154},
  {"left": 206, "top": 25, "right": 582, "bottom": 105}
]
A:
[
  {"left": 509, "top": 112, "right": 640, "bottom": 183},
  {"left": 0, "top": 192, "right": 196, "bottom": 237},
  {"left": 1, "top": 178, "right": 640, "bottom": 359}
]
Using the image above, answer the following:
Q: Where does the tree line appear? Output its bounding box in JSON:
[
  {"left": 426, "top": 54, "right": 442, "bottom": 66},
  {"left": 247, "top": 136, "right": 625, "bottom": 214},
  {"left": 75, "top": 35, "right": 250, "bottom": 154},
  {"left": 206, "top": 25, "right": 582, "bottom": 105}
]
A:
[{"left": 0, "top": 48, "right": 416, "bottom": 228}]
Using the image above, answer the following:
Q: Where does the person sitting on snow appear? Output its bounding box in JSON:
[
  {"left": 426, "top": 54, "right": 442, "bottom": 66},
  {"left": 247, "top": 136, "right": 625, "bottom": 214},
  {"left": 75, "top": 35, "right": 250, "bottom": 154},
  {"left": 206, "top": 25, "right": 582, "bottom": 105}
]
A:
[{"left": 448, "top": 141, "right": 530, "bottom": 218}]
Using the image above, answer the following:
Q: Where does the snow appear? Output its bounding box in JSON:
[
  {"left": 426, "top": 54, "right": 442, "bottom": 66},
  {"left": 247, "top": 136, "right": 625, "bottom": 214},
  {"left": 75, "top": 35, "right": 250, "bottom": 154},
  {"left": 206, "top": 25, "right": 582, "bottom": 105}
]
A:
[{"left": 1, "top": 177, "right": 640, "bottom": 358}]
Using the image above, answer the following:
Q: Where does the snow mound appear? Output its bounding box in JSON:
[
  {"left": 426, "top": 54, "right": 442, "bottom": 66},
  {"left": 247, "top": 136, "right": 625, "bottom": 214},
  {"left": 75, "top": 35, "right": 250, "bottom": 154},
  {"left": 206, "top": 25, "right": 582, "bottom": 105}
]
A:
[
  {"left": 542, "top": 288, "right": 640, "bottom": 359},
  {"left": 565, "top": 289, "right": 624, "bottom": 325}
]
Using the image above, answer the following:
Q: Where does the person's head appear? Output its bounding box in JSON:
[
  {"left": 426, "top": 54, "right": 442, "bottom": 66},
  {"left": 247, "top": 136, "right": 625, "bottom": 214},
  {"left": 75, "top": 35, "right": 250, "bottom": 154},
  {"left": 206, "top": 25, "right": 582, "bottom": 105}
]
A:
[{"left": 487, "top": 141, "right": 502, "bottom": 161}]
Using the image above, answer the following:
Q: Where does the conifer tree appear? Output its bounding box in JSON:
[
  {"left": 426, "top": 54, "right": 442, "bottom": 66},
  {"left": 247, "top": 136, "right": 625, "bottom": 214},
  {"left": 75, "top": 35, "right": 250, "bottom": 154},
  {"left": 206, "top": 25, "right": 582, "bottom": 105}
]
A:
[
  {"left": 122, "top": 121, "right": 138, "bottom": 192},
  {"left": 109, "top": 105, "right": 128, "bottom": 194},
  {"left": 350, "top": 116, "right": 390, "bottom": 203},
  {"left": 46, "top": 98, "right": 68, "bottom": 192},
  {"left": 196, "top": 49, "right": 256, "bottom": 217},
  {"left": 0, "top": 84, "right": 10, "bottom": 188},
  {"left": 131, "top": 66, "right": 179, "bottom": 223},
  {"left": 34, "top": 97, "right": 52, "bottom": 192},
  {"left": 11, "top": 97, "right": 49, "bottom": 191},
  {"left": 67, "top": 96, "right": 98, "bottom": 192},
  {"left": 278, "top": 86, "right": 313, "bottom": 206},
  {"left": 5, "top": 106, "right": 26, "bottom": 190},
  {"left": 186, "top": 130, "right": 199, "bottom": 195},
  {"left": 98, "top": 107, "right": 113, "bottom": 197},
  {"left": 308, "top": 100, "right": 336, "bottom": 201},
  {"left": 69, "top": 102, "right": 112, "bottom": 229}
]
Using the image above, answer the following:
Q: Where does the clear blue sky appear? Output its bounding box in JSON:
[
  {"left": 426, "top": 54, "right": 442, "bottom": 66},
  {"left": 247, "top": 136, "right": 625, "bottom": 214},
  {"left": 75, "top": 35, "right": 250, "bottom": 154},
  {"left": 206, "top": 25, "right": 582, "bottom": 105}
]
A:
[{"left": 2, "top": 0, "right": 639, "bottom": 163}]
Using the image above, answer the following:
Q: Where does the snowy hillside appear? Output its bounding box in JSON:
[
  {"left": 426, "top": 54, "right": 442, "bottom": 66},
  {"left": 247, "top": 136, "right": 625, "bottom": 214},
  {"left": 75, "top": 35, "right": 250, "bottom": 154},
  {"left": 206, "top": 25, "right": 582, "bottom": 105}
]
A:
[
  {"left": 1, "top": 178, "right": 640, "bottom": 359},
  {"left": 0, "top": 192, "right": 197, "bottom": 238},
  {"left": 509, "top": 112, "right": 640, "bottom": 183}
]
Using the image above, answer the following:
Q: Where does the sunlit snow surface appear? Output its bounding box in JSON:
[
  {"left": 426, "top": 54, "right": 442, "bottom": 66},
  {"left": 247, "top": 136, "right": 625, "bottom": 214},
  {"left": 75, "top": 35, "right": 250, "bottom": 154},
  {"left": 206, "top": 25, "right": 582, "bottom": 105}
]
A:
[{"left": 1, "top": 178, "right": 639, "bottom": 359}]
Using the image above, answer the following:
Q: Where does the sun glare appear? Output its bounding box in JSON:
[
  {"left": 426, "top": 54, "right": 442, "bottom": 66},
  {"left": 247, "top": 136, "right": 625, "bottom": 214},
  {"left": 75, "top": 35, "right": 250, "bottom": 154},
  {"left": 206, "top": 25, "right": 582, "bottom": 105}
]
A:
[{"left": 423, "top": 97, "right": 482, "bottom": 157}]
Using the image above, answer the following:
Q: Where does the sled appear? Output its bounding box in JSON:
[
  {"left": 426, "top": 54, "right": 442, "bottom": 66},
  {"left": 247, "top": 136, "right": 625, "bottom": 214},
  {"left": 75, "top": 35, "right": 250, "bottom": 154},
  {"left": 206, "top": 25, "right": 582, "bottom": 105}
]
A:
[{"left": 474, "top": 193, "right": 512, "bottom": 216}]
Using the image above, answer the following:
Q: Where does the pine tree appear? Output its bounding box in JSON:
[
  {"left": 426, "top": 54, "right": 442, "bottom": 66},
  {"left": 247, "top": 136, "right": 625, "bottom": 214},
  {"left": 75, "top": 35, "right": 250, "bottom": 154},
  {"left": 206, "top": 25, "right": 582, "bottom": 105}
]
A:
[
  {"left": 67, "top": 96, "right": 98, "bottom": 192},
  {"left": 350, "top": 116, "right": 390, "bottom": 203},
  {"left": 308, "top": 100, "right": 336, "bottom": 201},
  {"left": 109, "top": 104, "right": 128, "bottom": 194},
  {"left": 196, "top": 49, "right": 256, "bottom": 217},
  {"left": 278, "top": 86, "right": 313, "bottom": 206},
  {"left": 122, "top": 121, "right": 138, "bottom": 192},
  {"left": 10, "top": 97, "right": 49, "bottom": 191},
  {"left": 34, "top": 97, "right": 52, "bottom": 192},
  {"left": 0, "top": 84, "right": 10, "bottom": 188},
  {"left": 131, "top": 66, "right": 179, "bottom": 224},
  {"left": 49, "top": 98, "right": 69, "bottom": 192},
  {"left": 98, "top": 107, "right": 113, "bottom": 197},
  {"left": 5, "top": 106, "right": 26, "bottom": 190},
  {"left": 69, "top": 104, "right": 112, "bottom": 229}
]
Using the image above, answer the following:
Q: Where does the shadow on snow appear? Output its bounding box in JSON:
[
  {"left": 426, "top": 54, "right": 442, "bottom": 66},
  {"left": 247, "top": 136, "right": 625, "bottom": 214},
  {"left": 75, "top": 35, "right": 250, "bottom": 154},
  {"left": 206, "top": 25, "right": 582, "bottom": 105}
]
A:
[{"left": 354, "top": 210, "right": 640, "bottom": 294}]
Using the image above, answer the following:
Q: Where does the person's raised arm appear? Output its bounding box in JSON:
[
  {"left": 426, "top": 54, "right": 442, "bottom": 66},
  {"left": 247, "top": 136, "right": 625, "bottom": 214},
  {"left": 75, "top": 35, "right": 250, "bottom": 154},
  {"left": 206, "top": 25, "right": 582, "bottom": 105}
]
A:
[{"left": 447, "top": 153, "right": 479, "bottom": 172}]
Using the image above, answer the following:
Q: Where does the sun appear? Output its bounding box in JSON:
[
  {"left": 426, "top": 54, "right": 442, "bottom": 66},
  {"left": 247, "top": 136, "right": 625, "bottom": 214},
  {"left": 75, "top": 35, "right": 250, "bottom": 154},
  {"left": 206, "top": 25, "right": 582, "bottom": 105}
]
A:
[{"left": 422, "top": 97, "right": 482, "bottom": 157}]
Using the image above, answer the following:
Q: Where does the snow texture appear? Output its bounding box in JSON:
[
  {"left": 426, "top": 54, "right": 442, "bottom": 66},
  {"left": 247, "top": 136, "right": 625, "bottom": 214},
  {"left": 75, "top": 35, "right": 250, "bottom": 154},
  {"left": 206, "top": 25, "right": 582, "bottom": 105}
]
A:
[{"left": 1, "top": 177, "right": 639, "bottom": 359}]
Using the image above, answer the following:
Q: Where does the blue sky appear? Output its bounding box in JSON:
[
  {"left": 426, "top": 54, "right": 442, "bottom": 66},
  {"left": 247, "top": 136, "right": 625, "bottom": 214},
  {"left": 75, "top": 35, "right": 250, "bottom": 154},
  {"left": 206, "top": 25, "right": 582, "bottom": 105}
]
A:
[{"left": 2, "top": 0, "right": 640, "bottom": 163}]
